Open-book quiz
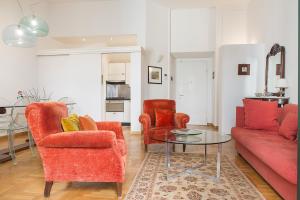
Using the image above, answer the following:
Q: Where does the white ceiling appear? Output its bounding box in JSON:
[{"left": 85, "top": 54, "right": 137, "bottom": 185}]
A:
[{"left": 153, "top": 0, "right": 250, "bottom": 8}]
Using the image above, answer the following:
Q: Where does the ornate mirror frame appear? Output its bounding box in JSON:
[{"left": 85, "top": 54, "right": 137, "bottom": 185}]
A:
[{"left": 265, "top": 43, "right": 285, "bottom": 94}]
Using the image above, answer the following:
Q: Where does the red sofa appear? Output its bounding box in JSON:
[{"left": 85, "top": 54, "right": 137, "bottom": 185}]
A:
[
  {"left": 231, "top": 104, "right": 297, "bottom": 200},
  {"left": 25, "top": 102, "right": 127, "bottom": 198},
  {"left": 139, "top": 99, "right": 189, "bottom": 151}
]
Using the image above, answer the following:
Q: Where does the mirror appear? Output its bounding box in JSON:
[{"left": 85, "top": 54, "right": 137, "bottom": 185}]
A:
[{"left": 265, "top": 44, "right": 285, "bottom": 95}]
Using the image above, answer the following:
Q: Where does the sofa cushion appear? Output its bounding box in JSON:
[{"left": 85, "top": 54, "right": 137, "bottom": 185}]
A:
[
  {"left": 243, "top": 99, "right": 279, "bottom": 131},
  {"left": 279, "top": 113, "right": 298, "bottom": 140},
  {"left": 232, "top": 127, "right": 297, "bottom": 184},
  {"left": 155, "top": 109, "right": 175, "bottom": 127},
  {"left": 278, "top": 104, "right": 298, "bottom": 124}
]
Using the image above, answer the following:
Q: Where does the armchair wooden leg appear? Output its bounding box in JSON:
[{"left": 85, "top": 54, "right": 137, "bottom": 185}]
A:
[
  {"left": 172, "top": 144, "right": 175, "bottom": 152},
  {"left": 44, "top": 181, "right": 53, "bottom": 198},
  {"left": 116, "top": 183, "right": 122, "bottom": 198},
  {"left": 183, "top": 144, "right": 186, "bottom": 152},
  {"left": 145, "top": 144, "right": 148, "bottom": 152}
]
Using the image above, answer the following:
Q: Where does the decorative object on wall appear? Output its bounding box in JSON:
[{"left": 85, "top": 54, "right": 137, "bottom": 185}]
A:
[
  {"left": 2, "top": 0, "right": 49, "bottom": 48},
  {"left": 148, "top": 66, "right": 162, "bottom": 84},
  {"left": 265, "top": 43, "right": 285, "bottom": 95},
  {"left": 238, "top": 64, "right": 250, "bottom": 75},
  {"left": 276, "top": 78, "right": 288, "bottom": 97}
]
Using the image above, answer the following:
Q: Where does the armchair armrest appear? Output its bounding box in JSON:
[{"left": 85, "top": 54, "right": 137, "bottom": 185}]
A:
[
  {"left": 96, "top": 121, "right": 124, "bottom": 139},
  {"left": 139, "top": 113, "right": 151, "bottom": 130},
  {"left": 174, "top": 113, "right": 190, "bottom": 128},
  {"left": 39, "top": 131, "right": 117, "bottom": 148}
]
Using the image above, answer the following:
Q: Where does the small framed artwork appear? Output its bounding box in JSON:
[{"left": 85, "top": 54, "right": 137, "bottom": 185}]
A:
[
  {"left": 238, "top": 64, "right": 250, "bottom": 75},
  {"left": 148, "top": 66, "right": 162, "bottom": 84}
]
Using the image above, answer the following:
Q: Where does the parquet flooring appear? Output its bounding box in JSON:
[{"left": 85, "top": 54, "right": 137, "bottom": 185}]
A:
[{"left": 0, "top": 126, "right": 282, "bottom": 200}]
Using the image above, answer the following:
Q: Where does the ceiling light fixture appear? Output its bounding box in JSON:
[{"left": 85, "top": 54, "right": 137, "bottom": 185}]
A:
[
  {"left": 19, "top": 15, "right": 49, "bottom": 37},
  {"left": 2, "top": 0, "right": 49, "bottom": 48},
  {"left": 2, "top": 24, "right": 37, "bottom": 48}
]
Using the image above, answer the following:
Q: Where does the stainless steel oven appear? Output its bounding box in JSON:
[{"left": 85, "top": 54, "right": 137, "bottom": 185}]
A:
[{"left": 105, "top": 100, "right": 124, "bottom": 112}]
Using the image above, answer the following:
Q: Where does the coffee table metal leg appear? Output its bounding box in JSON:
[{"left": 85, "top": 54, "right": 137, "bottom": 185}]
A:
[
  {"left": 204, "top": 144, "right": 207, "bottom": 165},
  {"left": 216, "top": 144, "right": 222, "bottom": 181},
  {"left": 165, "top": 142, "right": 171, "bottom": 180}
]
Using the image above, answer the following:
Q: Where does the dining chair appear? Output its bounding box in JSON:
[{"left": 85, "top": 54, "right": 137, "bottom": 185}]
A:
[{"left": 0, "top": 97, "right": 35, "bottom": 164}]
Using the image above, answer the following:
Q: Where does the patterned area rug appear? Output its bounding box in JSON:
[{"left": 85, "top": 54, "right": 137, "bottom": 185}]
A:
[{"left": 125, "top": 153, "right": 265, "bottom": 200}]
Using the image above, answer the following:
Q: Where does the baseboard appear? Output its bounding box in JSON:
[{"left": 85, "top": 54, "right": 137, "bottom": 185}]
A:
[{"left": 207, "top": 123, "right": 219, "bottom": 130}]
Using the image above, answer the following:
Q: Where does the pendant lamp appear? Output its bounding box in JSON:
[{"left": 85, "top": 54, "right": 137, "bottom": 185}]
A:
[
  {"left": 2, "top": 24, "right": 37, "bottom": 48},
  {"left": 19, "top": 15, "right": 49, "bottom": 37}
]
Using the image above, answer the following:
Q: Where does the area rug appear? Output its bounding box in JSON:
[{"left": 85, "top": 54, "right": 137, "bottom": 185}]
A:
[{"left": 125, "top": 153, "right": 265, "bottom": 200}]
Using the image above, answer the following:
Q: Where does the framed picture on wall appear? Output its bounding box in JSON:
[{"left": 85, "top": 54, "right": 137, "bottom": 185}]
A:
[{"left": 148, "top": 66, "right": 162, "bottom": 84}]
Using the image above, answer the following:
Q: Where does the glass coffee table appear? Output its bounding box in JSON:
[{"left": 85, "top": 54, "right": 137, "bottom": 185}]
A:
[{"left": 151, "top": 129, "right": 231, "bottom": 181}]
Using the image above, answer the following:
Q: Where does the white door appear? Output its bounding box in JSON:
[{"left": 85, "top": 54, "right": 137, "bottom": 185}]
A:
[{"left": 176, "top": 59, "right": 208, "bottom": 125}]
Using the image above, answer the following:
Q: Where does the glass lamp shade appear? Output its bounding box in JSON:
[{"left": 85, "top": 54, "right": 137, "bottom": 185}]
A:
[
  {"left": 276, "top": 78, "right": 288, "bottom": 88},
  {"left": 2, "top": 24, "right": 37, "bottom": 48},
  {"left": 19, "top": 15, "right": 49, "bottom": 37}
]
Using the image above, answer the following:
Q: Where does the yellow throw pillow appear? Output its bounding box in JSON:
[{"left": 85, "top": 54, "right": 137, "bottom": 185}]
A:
[{"left": 61, "top": 114, "right": 80, "bottom": 132}]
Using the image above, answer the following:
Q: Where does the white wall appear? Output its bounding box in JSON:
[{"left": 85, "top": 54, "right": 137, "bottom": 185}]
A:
[
  {"left": 47, "top": 0, "right": 146, "bottom": 46},
  {"left": 247, "top": 0, "right": 298, "bottom": 103},
  {"left": 219, "top": 44, "right": 265, "bottom": 134},
  {"left": 37, "top": 54, "right": 102, "bottom": 120},
  {"left": 214, "top": 5, "right": 248, "bottom": 125},
  {"left": 144, "top": 0, "right": 170, "bottom": 99},
  {"left": 0, "top": 1, "right": 40, "bottom": 104},
  {"left": 171, "top": 8, "right": 216, "bottom": 52}
]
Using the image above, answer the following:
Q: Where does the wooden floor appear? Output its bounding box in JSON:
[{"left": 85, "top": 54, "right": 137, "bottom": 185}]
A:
[{"left": 0, "top": 126, "right": 282, "bottom": 200}]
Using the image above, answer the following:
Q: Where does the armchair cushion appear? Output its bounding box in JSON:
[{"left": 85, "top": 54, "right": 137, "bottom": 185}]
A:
[
  {"left": 39, "top": 131, "right": 116, "bottom": 148},
  {"left": 79, "top": 115, "right": 98, "bottom": 131},
  {"left": 155, "top": 109, "right": 175, "bottom": 127},
  {"left": 61, "top": 114, "right": 80, "bottom": 132}
]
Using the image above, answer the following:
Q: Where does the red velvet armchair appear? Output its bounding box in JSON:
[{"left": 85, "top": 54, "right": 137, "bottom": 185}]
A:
[
  {"left": 25, "top": 102, "right": 126, "bottom": 198},
  {"left": 139, "top": 99, "right": 190, "bottom": 152}
]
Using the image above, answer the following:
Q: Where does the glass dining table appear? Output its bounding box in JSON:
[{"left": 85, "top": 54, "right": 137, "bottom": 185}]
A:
[{"left": 0, "top": 102, "right": 76, "bottom": 163}]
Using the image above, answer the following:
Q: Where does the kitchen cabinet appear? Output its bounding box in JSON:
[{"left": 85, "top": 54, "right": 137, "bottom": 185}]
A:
[
  {"left": 108, "top": 63, "right": 126, "bottom": 81},
  {"left": 105, "top": 112, "right": 124, "bottom": 122}
]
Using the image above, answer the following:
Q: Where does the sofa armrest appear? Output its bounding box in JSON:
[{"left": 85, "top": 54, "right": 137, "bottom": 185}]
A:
[
  {"left": 96, "top": 121, "right": 124, "bottom": 139},
  {"left": 236, "top": 107, "right": 245, "bottom": 127},
  {"left": 39, "top": 131, "right": 116, "bottom": 148},
  {"left": 175, "top": 113, "right": 190, "bottom": 128},
  {"left": 139, "top": 113, "right": 151, "bottom": 131}
]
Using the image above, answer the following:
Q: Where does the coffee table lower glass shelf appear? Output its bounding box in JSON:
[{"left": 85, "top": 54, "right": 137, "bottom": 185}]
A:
[{"left": 151, "top": 129, "right": 232, "bottom": 181}]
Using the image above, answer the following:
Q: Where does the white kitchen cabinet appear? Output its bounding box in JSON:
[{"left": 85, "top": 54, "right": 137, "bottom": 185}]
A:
[
  {"left": 124, "top": 100, "right": 131, "bottom": 123},
  {"left": 105, "top": 112, "right": 124, "bottom": 122},
  {"left": 125, "top": 63, "right": 130, "bottom": 85},
  {"left": 108, "top": 63, "right": 126, "bottom": 81}
]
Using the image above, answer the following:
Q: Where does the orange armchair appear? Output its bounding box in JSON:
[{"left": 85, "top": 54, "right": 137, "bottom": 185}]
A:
[
  {"left": 25, "top": 102, "right": 126, "bottom": 198},
  {"left": 139, "top": 99, "right": 190, "bottom": 152}
]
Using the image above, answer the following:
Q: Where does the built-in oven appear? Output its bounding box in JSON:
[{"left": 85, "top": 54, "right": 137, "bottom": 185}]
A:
[{"left": 105, "top": 100, "right": 124, "bottom": 112}]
